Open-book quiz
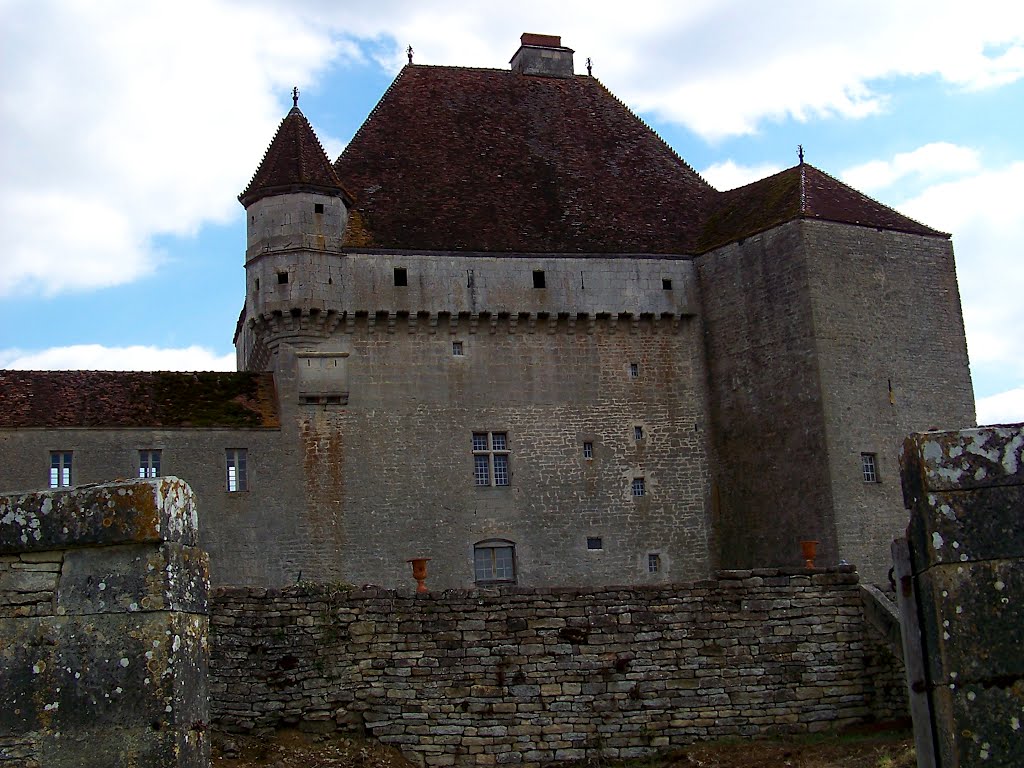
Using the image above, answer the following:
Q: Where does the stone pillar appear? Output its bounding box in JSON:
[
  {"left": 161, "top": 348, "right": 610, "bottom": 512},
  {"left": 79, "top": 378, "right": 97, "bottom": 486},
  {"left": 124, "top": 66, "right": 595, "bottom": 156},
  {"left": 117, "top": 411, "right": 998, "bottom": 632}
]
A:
[
  {"left": 900, "top": 425, "right": 1024, "bottom": 767},
  {"left": 0, "top": 478, "right": 210, "bottom": 767}
]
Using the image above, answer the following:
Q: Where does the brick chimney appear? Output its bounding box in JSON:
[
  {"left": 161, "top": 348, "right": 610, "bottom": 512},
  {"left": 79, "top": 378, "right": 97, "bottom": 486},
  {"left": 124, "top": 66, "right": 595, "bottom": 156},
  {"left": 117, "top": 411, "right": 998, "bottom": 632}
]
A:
[{"left": 510, "top": 33, "right": 575, "bottom": 78}]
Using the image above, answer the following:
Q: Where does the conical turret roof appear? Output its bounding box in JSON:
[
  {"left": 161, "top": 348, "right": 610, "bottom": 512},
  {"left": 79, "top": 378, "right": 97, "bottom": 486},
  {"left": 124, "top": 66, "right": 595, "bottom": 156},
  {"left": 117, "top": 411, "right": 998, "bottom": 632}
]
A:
[{"left": 239, "top": 104, "right": 352, "bottom": 207}]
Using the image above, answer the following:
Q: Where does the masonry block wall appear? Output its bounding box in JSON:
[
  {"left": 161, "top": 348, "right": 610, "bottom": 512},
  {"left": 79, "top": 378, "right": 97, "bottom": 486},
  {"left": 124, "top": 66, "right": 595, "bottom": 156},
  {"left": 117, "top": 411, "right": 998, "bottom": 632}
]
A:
[
  {"left": 210, "top": 568, "right": 906, "bottom": 768},
  {"left": 698, "top": 220, "right": 976, "bottom": 584},
  {"left": 281, "top": 311, "right": 711, "bottom": 589},
  {"left": 901, "top": 425, "right": 1023, "bottom": 766},
  {"left": 0, "top": 427, "right": 311, "bottom": 587},
  {"left": 697, "top": 221, "right": 837, "bottom": 572},
  {"left": 0, "top": 478, "right": 210, "bottom": 767},
  {"left": 807, "top": 221, "right": 975, "bottom": 584}
]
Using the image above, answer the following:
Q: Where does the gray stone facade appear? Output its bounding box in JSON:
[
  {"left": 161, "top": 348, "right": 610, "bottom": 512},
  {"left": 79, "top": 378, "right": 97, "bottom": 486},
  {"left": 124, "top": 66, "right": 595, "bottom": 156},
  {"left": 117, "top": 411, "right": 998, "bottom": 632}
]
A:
[{"left": 0, "top": 37, "right": 976, "bottom": 590}]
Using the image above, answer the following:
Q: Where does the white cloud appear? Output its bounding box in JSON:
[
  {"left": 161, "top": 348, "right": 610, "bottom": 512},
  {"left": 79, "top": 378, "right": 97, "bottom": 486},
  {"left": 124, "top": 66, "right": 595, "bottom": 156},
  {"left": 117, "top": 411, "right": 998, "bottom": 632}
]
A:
[
  {"left": 0, "top": 345, "right": 235, "bottom": 372},
  {"left": 976, "top": 388, "right": 1024, "bottom": 425},
  {"left": 841, "top": 143, "right": 981, "bottom": 193},
  {"left": 3, "top": 0, "right": 1024, "bottom": 302},
  {"left": 895, "top": 162, "right": 1024, "bottom": 403},
  {"left": 700, "top": 161, "right": 783, "bottom": 191}
]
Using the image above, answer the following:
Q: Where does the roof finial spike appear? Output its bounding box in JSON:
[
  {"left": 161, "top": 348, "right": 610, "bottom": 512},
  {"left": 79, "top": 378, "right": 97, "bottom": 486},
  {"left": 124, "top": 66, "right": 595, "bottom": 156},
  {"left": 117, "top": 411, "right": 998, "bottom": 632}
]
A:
[
  {"left": 798, "top": 144, "right": 804, "bottom": 164},
  {"left": 292, "top": 86, "right": 299, "bottom": 108},
  {"left": 407, "top": 45, "right": 414, "bottom": 64},
  {"left": 586, "top": 57, "right": 592, "bottom": 76}
]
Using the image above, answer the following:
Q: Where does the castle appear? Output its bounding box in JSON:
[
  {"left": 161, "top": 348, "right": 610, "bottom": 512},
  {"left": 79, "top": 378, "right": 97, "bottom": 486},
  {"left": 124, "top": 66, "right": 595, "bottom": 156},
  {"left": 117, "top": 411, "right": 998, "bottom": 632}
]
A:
[{"left": 0, "top": 34, "right": 975, "bottom": 589}]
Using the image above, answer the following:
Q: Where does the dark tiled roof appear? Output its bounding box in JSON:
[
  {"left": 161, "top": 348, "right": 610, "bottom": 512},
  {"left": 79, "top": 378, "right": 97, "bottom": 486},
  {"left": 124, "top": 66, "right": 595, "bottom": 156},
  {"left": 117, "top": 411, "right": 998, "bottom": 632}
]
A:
[
  {"left": 0, "top": 371, "right": 279, "bottom": 429},
  {"left": 333, "top": 66, "right": 945, "bottom": 255},
  {"left": 799, "top": 163, "right": 946, "bottom": 237},
  {"left": 239, "top": 106, "right": 352, "bottom": 207},
  {"left": 334, "top": 65, "right": 714, "bottom": 254},
  {"left": 698, "top": 164, "right": 946, "bottom": 252}
]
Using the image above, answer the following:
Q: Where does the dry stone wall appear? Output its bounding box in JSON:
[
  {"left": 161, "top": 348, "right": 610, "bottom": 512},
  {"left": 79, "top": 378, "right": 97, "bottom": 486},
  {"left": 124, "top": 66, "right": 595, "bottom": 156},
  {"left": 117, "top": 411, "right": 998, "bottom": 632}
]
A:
[{"left": 210, "top": 568, "right": 905, "bottom": 767}]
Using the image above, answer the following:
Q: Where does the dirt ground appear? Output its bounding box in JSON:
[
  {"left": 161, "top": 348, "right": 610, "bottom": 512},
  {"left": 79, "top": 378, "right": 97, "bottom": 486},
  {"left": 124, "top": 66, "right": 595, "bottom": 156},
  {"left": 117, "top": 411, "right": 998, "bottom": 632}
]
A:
[{"left": 211, "top": 727, "right": 916, "bottom": 768}]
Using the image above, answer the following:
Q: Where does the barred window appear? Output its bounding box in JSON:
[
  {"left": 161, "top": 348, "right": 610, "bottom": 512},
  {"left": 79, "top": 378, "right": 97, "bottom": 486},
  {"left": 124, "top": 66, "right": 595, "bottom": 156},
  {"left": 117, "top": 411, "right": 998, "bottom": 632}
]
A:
[
  {"left": 473, "top": 432, "right": 510, "bottom": 487},
  {"left": 583, "top": 441, "right": 594, "bottom": 459},
  {"left": 632, "top": 477, "right": 646, "bottom": 497}
]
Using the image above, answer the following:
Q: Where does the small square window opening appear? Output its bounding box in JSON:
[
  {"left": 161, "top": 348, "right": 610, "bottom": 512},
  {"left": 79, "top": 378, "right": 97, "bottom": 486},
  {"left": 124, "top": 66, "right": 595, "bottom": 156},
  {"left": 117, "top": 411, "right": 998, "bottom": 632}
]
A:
[
  {"left": 394, "top": 267, "right": 408, "bottom": 286},
  {"left": 532, "top": 270, "right": 546, "bottom": 289},
  {"left": 139, "top": 449, "right": 161, "bottom": 479},
  {"left": 632, "top": 477, "right": 646, "bottom": 497},
  {"left": 861, "top": 453, "right": 878, "bottom": 483},
  {"left": 314, "top": 202, "right": 324, "bottom": 214},
  {"left": 583, "top": 441, "right": 593, "bottom": 459},
  {"left": 452, "top": 341, "right": 464, "bottom": 356},
  {"left": 49, "top": 451, "right": 72, "bottom": 488},
  {"left": 629, "top": 362, "right": 639, "bottom": 379},
  {"left": 648, "top": 553, "right": 661, "bottom": 573},
  {"left": 226, "top": 448, "right": 248, "bottom": 492},
  {"left": 277, "top": 271, "right": 289, "bottom": 284},
  {"left": 662, "top": 278, "right": 673, "bottom": 290},
  {"left": 587, "top": 537, "right": 603, "bottom": 550}
]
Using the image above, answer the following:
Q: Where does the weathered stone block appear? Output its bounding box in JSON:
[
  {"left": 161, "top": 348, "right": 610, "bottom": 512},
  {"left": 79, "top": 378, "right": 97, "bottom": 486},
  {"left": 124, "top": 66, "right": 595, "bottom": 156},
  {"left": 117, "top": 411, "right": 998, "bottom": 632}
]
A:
[
  {"left": 0, "top": 478, "right": 198, "bottom": 554},
  {"left": 915, "top": 560, "right": 1024, "bottom": 685},
  {"left": 930, "top": 680, "right": 1024, "bottom": 767},
  {"left": 58, "top": 541, "right": 208, "bottom": 615}
]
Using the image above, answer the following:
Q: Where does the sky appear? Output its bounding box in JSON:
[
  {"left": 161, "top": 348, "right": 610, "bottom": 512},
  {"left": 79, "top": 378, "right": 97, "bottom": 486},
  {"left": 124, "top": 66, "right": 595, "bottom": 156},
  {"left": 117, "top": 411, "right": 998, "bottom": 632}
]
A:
[{"left": 0, "top": 1, "right": 1021, "bottom": 425}]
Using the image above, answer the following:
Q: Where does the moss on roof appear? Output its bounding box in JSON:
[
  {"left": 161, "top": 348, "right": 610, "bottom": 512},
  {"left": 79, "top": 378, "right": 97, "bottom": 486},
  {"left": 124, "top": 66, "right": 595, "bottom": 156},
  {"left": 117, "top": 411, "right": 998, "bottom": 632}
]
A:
[{"left": 0, "top": 371, "right": 279, "bottom": 429}]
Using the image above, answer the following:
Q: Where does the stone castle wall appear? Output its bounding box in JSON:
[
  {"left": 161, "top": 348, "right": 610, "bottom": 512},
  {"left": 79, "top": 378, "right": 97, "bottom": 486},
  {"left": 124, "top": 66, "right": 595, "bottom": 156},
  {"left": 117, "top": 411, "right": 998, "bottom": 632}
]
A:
[
  {"left": 0, "top": 427, "right": 310, "bottom": 587},
  {"left": 697, "top": 221, "right": 837, "bottom": 572},
  {"left": 275, "top": 309, "right": 713, "bottom": 589},
  {"left": 805, "top": 221, "right": 976, "bottom": 583},
  {"left": 698, "top": 220, "right": 976, "bottom": 584},
  {"left": 210, "top": 568, "right": 906, "bottom": 767}
]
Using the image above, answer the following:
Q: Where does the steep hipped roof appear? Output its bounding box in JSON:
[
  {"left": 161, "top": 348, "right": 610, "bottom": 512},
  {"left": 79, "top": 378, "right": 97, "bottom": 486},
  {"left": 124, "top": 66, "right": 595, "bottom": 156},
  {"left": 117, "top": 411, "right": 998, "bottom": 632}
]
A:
[
  {"left": 335, "top": 65, "right": 714, "bottom": 254},
  {"left": 333, "top": 64, "right": 946, "bottom": 255},
  {"left": 239, "top": 106, "right": 352, "bottom": 207},
  {"left": 698, "top": 164, "right": 947, "bottom": 252},
  {"left": 0, "top": 371, "right": 279, "bottom": 429}
]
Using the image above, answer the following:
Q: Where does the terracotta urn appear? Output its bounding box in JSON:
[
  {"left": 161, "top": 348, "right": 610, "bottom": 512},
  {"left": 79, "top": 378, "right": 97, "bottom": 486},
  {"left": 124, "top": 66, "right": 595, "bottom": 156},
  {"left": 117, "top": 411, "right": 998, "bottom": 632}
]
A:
[
  {"left": 407, "top": 557, "right": 432, "bottom": 592},
  {"left": 800, "top": 540, "right": 819, "bottom": 569}
]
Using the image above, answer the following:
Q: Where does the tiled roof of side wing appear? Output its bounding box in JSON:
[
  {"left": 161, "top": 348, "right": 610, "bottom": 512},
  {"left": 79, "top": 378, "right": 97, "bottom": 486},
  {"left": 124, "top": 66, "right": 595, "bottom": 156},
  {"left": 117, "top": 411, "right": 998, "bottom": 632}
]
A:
[
  {"left": 334, "top": 65, "right": 715, "bottom": 254},
  {"left": 239, "top": 106, "right": 352, "bottom": 206},
  {"left": 0, "top": 371, "right": 280, "bottom": 428},
  {"left": 698, "top": 164, "right": 947, "bottom": 252}
]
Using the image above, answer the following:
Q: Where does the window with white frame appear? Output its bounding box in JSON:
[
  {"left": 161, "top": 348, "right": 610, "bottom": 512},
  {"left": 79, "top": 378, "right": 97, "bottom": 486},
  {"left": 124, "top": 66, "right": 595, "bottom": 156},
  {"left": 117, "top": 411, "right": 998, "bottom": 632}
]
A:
[
  {"left": 861, "top": 453, "right": 878, "bottom": 483},
  {"left": 138, "top": 449, "right": 161, "bottom": 478},
  {"left": 49, "top": 451, "right": 72, "bottom": 488},
  {"left": 648, "top": 553, "right": 661, "bottom": 573},
  {"left": 632, "top": 477, "right": 646, "bottom": 497},
  {"left": 583, "top": 441, "right": 594, "bottom": 459},
  {"left": 474, "top": 539, "right": 516, "bottom": 582},
  {"left": 226, "top": 449, "right": 248, "bottom": 492},
  {"left": 473, "top": 432, "right": 509, "bottom": 486}
]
